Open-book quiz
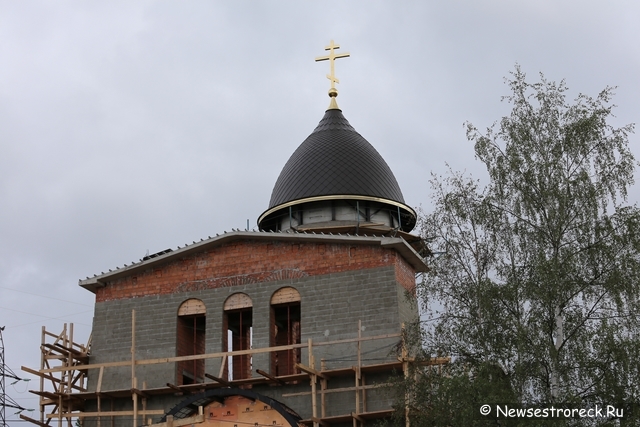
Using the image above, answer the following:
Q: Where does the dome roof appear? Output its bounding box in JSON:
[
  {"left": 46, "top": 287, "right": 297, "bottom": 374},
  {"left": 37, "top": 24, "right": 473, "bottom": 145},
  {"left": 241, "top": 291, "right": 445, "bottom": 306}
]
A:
[
  {"left": 269, "top": 109, "right": 407, "bottom": 206},
  {"left": 258, "top": 108, "right": 416, "bottom": 231}
]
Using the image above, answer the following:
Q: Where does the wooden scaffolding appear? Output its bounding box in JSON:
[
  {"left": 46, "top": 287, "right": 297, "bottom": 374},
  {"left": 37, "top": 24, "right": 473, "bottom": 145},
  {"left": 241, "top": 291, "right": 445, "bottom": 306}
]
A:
[
  {"left": 21, "top": 324, "right": 92, "bottom": 427},
  {"left": 21, "top": 315, "right": 447, "bottom": 427}
]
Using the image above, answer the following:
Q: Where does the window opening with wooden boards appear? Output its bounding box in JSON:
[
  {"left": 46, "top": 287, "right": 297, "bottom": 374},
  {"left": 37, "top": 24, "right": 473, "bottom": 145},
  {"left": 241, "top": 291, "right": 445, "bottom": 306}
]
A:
[
  {"left": 177, "top": 299, "right": 206, "bottom": 385},
  {"left": 224, "top": 293, "right": 253, "bottom": 380},
  {"left": 270, "top": 287, "right": 301, "bottom": 376}
]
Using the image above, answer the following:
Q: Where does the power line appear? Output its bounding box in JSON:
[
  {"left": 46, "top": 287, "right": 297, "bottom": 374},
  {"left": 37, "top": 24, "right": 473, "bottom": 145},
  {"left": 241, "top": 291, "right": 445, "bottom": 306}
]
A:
[
  {"left": 0, "top": 306, "right": 92, "bottom": 329},
  {"left": 1, "top": 326, "right": 28, "bottom": 427},
  {"left": 0, "top": 286, "right": 92, "bottom": 307}
]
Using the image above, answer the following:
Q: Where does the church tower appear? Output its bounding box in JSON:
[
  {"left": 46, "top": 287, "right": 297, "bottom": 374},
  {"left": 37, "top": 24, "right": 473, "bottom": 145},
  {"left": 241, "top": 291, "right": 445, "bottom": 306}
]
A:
[{"left": 23, "top": 42, "right": 433, "bottom": 427}]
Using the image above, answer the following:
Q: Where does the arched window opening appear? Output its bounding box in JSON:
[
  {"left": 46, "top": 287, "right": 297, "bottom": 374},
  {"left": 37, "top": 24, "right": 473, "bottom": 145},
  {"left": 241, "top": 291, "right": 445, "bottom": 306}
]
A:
[
  {"left": 223, "top": 293, "right": 253, "bottom": 381},
  {"left": 177, "top": 299, "right": 206, "bottom": 385},
  {"left": 270, "top": 287, "right": 301, "bottom": 376}
]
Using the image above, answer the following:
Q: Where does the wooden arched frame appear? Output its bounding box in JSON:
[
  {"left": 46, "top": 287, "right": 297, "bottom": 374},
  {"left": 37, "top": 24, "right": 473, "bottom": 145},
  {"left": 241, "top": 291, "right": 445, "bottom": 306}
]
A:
[{"left": 161, "top": 387, "right": 302, "bottom": 427}]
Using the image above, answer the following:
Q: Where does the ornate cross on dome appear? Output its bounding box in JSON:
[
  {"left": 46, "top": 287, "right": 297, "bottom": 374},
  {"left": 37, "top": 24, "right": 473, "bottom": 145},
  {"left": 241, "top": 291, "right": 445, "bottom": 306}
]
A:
[{"left": 315, "top": 40, "right": 350, "bottom": 96}]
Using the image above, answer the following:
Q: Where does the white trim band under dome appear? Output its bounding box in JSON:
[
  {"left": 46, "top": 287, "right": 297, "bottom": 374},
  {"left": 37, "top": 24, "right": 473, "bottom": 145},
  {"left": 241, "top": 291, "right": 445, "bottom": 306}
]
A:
[{"left": 258, "top": 195, "right": 416, "bottom": 233}]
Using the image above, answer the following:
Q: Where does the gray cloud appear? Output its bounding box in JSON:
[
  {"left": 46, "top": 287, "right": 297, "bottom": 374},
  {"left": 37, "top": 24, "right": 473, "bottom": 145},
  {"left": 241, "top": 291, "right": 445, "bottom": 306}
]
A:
[{"left": 1, "top": 0, "right": 638, "bottom": 418}]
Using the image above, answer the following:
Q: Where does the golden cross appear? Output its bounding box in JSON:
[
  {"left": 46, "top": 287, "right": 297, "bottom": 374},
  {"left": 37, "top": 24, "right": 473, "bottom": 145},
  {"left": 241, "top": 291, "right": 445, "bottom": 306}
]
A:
[{"left": 315, "top": 40, "right": 350, "bottom": 91}]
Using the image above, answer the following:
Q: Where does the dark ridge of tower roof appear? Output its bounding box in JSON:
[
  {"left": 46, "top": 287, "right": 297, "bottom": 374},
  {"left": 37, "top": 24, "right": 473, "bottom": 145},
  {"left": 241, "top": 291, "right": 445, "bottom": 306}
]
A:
[{"left": 267, "top": 108, "right": 406, "bottom": 209}]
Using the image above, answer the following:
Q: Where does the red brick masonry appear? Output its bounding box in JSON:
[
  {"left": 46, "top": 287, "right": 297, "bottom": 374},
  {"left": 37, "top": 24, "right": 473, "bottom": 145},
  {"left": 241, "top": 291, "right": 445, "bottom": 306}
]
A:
[{"left": 96, "top": 240, "right": 416, "bottom": 302}]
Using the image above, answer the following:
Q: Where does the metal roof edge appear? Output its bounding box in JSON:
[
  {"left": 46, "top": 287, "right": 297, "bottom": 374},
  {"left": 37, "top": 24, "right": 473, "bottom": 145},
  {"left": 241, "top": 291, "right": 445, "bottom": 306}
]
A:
[
  {"left": 78, "top": 230, "right": 428, "bottom": 293},
  {"left": 380, "top": 238, "right": 429, "bottom": 273}
]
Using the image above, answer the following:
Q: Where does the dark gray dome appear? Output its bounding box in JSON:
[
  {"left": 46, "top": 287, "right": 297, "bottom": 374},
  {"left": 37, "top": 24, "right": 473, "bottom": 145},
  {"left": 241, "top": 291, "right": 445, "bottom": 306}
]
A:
[
  {"left": 268, "top": 109, "right": 406, "bottom": 207},
  {"left": 258, "top": 108, "right": 416, "bottom": 232}
]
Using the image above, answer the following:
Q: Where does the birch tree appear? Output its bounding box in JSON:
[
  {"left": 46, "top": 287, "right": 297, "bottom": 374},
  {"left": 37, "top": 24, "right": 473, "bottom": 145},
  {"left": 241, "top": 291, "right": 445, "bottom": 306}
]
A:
[{"left": 408, "top": 67, "right": 640, "bottom": 426}]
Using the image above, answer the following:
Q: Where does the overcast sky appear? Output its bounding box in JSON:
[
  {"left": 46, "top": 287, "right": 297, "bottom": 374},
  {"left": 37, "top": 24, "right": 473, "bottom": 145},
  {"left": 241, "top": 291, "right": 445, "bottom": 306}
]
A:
[{"left": 1, "top": 1, "right": 639, "bottom": 421}]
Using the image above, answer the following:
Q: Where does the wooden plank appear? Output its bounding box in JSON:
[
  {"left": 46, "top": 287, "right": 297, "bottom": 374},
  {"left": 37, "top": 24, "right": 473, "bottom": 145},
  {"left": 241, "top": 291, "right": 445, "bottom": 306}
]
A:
[
  {"left": 178, "top": 299, "right": 206, "bottom": 315},
  {"left": 69, "top": 370, "right": 87, "bottom": 392},
  {"left": 36, "top": 397, "right": 56, "bottom": 406},
  {"left": 256, "top": 369, "right": 285, "bottom": 385},
  {"left": 52, "top": 342, "right": 88, "bottom": 357},
  {"left": 309, "top": 339, "right": 317, "bottom": 427},
  {"left": 223, "top": 293, "right": 252, "bottom": 310},
  {"left": 132, "top": 311, "right": 138, "bottom": 427},
  {"left": 46, "top": 410, "right": 165, "bottom": 418},
  {"left": 131, "top": 310, "right": 136, "bottom": 387},
  {"left": 166, "top": 383, "right": 184, "bottom": 394},
  {"left": 96, "top": 391, "right": 117, "bottom": 399},
  {"left": 205, "top": 373, "right": 230, "bottom": 387},
  {"left": 131, "top": 388, "right": 149, "bottom": 398},
  {"left": 301, "top": 415, "right": 350, "bottom": 424},
  {"left": 355, "top": 320, "right": 361, "bottom": 417},
  {"left": 312, "top": 333, "right": 401, "bottom": 347},
  {"left": 402, "top": 323, "right": 409, "bottom": 427},
  {"left": 282, "top": 383, "right": 387, "bottom": 398},
  {"left": 217, "top": 355, "right": 226, "bottom": 378},
  {"left": 42, "top": 355, "right": 67, "bottom": 361},
  {"left": 296, "top": 363, "right": 326, "bottom": 379},
  {"left": 42, "top": 344, "right": 89, "bottom": 363},
  {"left": 29, "top": 324, "right": 434, "bottom": 427},
  {"left": 271, "top": 287, "right": 300, "bottom": 304},
  {"left": 300, "top": 410, "right": 395, "bottom": 425},
  {"left": 22, "top": 366, "right": 67, "bottom": 385},
  {"left": 141, "top": 381, "right": 148, "bottom": 427},
  {"left": 30, "top": 390, "right": 59, "bottom": 400},
  {"left": 320, "top": 359, "right": 326, "bottom": 419},
  {"left": 40, "top": 342, "right": 306, "bottom": 374},
  {"left": 43, "top": 328, "right": 65, "bottom": 341},
  {"left": 305, "top": 417, "right": 330, "bottom": 427},
  {"left": 362, "top": 373, "right": 367, "bottom": 413},
  {"left": 36, "top": 358, "right": 414, "bottom": 401},
  {"left": 40, "top": 332, "right": 403, "bottom": 374},
  {"left": 151, "top": 415, "right": 205, "bottom": 427},
  {"left": 96, "top": 366, "right": 104, "bottom": 393},
  {"left": 149, "top": 407, "right": 203, "bottom": 427},
  {"left": 132, "top": 384, "right": 139, "bottom": 427},
  {"left": 39, "top": 328, "right": 50, "bottom": 427},
  {"left": 20, "top": 414, "right": 50, "bottom": 427},
  {"left": 356, "top": 409, "right": 395, "bottom": 420},
  {"left": 97, "top": 369, "right": 102, "bottom": 427}
]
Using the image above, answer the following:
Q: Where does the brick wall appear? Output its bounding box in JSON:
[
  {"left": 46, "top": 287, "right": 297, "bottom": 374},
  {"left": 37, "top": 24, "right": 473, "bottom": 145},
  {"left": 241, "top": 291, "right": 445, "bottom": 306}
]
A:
[
  {"left": 394, "top": 252, "right": 417, "bottom": 294},
  {"left": 96, "top": 240, "right": 411, "bottom": 302},
  {"left": 86, "top": 237, "right": 419, "bottom": 425}
]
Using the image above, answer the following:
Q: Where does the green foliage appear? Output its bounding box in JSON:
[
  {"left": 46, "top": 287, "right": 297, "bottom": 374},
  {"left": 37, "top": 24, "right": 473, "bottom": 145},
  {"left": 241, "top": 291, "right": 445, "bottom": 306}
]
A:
[{"left": 403, "top": 66, "right": 640, "bottom": 426}]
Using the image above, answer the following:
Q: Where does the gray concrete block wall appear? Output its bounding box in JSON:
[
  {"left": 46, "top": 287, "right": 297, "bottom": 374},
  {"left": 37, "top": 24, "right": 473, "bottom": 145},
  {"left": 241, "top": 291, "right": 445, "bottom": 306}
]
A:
[
  {"left": 87, "top": 264, "right": 419, "bottom": 424},
  {"left": 397, "top": 284, "right": 419, "bottom": 327}
]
